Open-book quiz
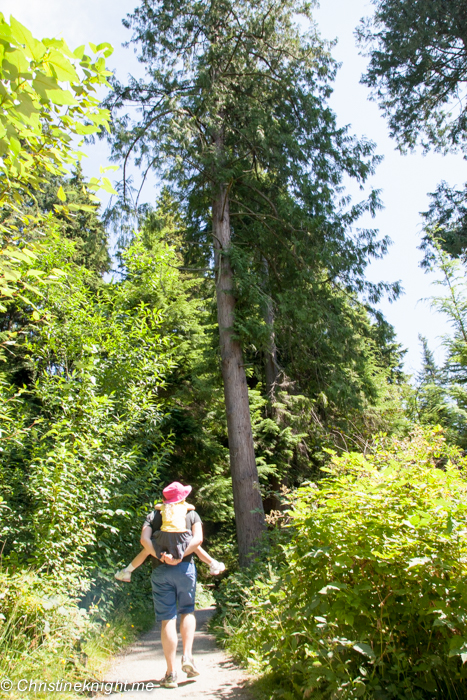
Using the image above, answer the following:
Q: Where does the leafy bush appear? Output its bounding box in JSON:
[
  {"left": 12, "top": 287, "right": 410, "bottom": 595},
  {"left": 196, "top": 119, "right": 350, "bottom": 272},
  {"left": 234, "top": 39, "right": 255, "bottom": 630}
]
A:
[
  {"left": 0, "top": 233, "right": 177, "bottom": 582},
  {"left": 215, "top": 428, "right": 467, "bottom": 699},
  {"left": 0, "top": 230, "right": 183, "bottom": 685}
]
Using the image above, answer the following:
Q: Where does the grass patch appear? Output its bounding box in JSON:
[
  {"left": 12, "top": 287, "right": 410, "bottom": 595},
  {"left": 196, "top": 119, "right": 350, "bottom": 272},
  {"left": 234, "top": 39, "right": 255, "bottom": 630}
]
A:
[{"left": 0, "top": 566, "right": 154, "bottom": 700}]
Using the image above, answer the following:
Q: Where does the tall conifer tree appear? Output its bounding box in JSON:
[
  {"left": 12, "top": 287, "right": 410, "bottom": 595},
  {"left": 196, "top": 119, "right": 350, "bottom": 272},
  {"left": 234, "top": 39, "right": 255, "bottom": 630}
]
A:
[{"left": 107, "top": 0, "right": 391, "bottom": 564}]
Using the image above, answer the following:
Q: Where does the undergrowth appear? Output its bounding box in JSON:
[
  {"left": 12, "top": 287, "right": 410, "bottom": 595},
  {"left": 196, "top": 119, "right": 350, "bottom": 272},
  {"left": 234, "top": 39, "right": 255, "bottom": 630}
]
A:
[
  {"left": 0, "top": 563, "right": 154, "bottom": 700},
  {"left": 213, "top": 427, "right": 467, "bottom": 699}
]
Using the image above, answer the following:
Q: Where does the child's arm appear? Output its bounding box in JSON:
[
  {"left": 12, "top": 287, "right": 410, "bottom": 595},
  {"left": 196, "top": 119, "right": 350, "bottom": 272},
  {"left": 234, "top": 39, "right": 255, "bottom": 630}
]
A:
[{"left": 186, "top": 502, "right": 195, "bottom": 511}]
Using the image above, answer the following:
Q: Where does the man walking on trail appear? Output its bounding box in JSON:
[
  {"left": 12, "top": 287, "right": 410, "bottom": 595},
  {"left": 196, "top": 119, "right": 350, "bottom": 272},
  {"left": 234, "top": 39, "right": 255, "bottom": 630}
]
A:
[{"left": 140, "top": 482, "right": 204, "bottom": 689}]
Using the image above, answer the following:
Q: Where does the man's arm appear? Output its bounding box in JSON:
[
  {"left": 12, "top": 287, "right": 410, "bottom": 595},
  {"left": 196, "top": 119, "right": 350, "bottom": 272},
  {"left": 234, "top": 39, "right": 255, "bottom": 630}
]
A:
[
  {"left": 140, "top": 523, "right": 159, "bottom": 559},
  {"left": 160, "top": 521, "right": 203, "bottom": 566}
]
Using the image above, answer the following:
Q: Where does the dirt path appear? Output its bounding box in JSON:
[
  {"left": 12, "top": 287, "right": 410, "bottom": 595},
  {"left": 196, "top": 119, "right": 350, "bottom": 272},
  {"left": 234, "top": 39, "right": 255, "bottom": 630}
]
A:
[{"left": 97, "top": 608, "right": 251, "bottom": 699}]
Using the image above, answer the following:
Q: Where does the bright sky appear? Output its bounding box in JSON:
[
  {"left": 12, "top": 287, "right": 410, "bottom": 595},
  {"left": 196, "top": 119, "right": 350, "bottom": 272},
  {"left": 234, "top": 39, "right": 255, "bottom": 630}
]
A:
[{"left": 3, "top": 0, "right": 465, "bottom": 376}]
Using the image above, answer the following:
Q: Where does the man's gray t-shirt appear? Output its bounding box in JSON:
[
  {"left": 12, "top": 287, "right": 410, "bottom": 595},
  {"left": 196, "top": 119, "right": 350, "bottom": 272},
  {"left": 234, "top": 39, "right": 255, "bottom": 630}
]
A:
[{"left": 144, "top": 509, "right": 202, "bottom": 568}]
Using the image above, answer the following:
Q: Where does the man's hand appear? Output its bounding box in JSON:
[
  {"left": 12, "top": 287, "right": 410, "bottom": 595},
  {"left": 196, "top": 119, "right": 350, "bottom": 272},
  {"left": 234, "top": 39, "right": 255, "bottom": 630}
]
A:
[{"left": 161, "top": 552, "right": 181, "bottom": 566}]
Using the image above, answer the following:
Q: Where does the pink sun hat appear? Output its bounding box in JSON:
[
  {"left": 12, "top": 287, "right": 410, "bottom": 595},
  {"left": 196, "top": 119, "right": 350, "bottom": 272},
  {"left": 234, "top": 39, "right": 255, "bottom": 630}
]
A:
[{"left": 162, "top": 481, "right": 192, "bottom": 504}]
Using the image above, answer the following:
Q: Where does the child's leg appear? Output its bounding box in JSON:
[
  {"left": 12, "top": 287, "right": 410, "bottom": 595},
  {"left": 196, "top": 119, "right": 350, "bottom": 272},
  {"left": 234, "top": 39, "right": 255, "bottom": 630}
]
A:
[
  {"left": 115, "top": 549, "right": 149, "bottom": 582},
  {"left": 194, "top": 546, "right": 225, "bottom": 574},
  {"left": 129, "top": 548, "right": 149, "bottom": 570},
  {"left": 194, "top": 545, "right": 213, "bottom": 566}
]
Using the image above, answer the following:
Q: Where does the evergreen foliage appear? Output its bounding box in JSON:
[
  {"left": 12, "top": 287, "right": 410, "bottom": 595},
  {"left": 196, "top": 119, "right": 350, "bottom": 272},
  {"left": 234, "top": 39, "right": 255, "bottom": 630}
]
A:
[
  {"left": 108, "top": 0, "right": 392, "bottom": 310},
  {"left": 24, "top": 165, "right": 111, "bottom": 276},
  {"left": 358, "top": 0, "right": 467, "bottom": 154},
  {"left": 408, "top": 249, "right": 467, "bottom": 448},
  {"left": 421, "top": 182, "right": 467, "bottom": 264},
  {"left": 133, "top": 194, "right": 408, "bottom": 519},
  {"left": 411, "top": 335, "right": 452, "bottom": 431},
  {"left": 358, "top": 0, "right": 467, "bottom": 262}
]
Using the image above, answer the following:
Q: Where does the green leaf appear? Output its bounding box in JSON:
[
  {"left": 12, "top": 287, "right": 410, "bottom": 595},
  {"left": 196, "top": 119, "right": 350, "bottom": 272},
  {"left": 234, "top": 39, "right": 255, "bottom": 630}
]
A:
[
  {"left": 10, "top": 17, "right": 46, "bottom": 61},
  {"left": 354, "top": 680, "right": 366, "bottom": 698},
  {"left": 0, "top": 21, "right": 12, "bottom": 43},
  {"left": 32, "top": 73, "right": 78, "bottom": 105},
  {"left": 9, "top": 136, "right": 21, "bottom": 157},
  {"left": 99, "top": 164, "right": 119, "bottom": 174},
  {"left": 21, "top": 248, "right": 38, "bottom": 259},
  {"left": 3, "top": 250, "right": 33, "bottom": 263},
  {"left": 101, "top": 177, "right": 117, "bottom": 195},
  {"left": 3, "top": 47, "right": 29, "bottom": 75},
  {"left": 353, "top": 643, "right": 376, "bottom": 660},
  {"left": 14, "top": 92, "right": 40, "bottom": 122},
  {"left": 95, "top": 42, "right": 113, "bottom": 58},
  {"left": 47, "top": 49, "right": 79, "bottom": 83},
  {"left": 57, "top": 185, "right": 66, "bottom": 202},
  {"left": 73, "top": 44, "right": 85, "bottom": 60},
  {"left": 67, "top": 203, "right": 97, "bottom": 212},
  {"left": 31, "top": 71, "right": 58, "bottom": 96}
]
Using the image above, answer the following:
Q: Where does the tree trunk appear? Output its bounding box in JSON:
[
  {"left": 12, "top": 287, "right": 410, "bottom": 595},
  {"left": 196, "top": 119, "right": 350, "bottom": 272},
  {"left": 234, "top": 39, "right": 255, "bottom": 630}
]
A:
[
  {"left": 264, "top": 295, "right": 279, "bottom": 402},
  {"left": 262, "top": 257, "right": 280, "bottom": 405},
  {"left": 261, "top": 259, "right": 282, "bottom": 512},
  {"left": 212, "top": 184, "right": 266, "bottom": 567}
]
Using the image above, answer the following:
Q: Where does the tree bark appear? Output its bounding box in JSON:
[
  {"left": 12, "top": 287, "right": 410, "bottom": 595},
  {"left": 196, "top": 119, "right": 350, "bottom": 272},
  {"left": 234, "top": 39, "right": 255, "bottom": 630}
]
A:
[
  {"left": 212, "top": 184, "right": 266, "bottom": 567},
  {"left": 262, "top": 259, "right": 282, "bottom": 512},
  {"left": 262, "top": 257, "right": 280, "bottom": 406},
  {"left": 264, "top": 295, "right": 279, "bottom": 402}
]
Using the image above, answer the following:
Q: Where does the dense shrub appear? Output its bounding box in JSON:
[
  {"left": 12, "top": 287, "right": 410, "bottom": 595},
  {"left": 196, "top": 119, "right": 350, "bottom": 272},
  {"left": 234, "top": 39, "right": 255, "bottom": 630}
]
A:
[
  {"left": 0, "top": 233, "right": 179, "bottom": 581},
  {"left": 215, "top": 428, "right": 467, "bottom": 699},
  {"left": 0, "top": 231, "right": 187, "bottom": 688}
]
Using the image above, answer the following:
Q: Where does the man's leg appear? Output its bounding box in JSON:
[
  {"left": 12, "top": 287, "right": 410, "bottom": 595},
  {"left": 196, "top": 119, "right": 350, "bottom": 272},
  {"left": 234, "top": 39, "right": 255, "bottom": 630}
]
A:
[
  {"left": 151, "top": 566, "right": 178, "bottom": 685},
  {"left": 180, "top": 613, "right": 196, "bottom": 658},
  {"left": 177, "top": 561, "right": 199, "bottom": 676},
  {"left": 161, "top": 619, "right": 178, "bottom": 674}
]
